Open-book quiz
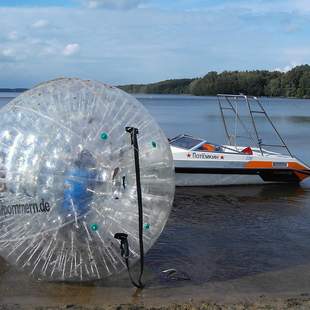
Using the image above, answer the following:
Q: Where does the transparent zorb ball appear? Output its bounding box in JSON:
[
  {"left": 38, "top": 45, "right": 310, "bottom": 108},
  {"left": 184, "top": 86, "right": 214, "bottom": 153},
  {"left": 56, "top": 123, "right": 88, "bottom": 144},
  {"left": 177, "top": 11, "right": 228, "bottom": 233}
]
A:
[{"left": 0, "top": 78, "right": 175, "bottom": 281}]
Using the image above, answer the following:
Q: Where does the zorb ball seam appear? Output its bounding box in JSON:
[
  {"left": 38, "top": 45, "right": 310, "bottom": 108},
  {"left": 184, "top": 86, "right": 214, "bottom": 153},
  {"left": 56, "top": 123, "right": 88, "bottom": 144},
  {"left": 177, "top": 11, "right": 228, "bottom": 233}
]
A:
[{"left": 0, "top": 78, "right": 175, "bottom": 282}]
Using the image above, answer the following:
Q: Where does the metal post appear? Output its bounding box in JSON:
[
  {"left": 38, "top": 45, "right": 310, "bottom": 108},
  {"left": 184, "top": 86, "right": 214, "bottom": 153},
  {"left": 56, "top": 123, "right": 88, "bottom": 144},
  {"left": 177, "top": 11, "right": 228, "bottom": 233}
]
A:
[
  {"left": 255, "top": 99, "right": 293, "bottom": 157},
  {"left": 245, "top": 96, "right": 263, "bottom": 156},
  {"left": 218, "top": 96, "right": 231, "bottom": 144},
  {"left": 217, "top": 95, "right": 257, "bottom": 147}
]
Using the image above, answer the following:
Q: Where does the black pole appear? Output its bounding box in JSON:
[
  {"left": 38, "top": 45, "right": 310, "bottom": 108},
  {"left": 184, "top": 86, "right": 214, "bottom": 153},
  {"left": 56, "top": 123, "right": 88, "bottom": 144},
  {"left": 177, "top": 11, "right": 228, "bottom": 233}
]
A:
[{"left": 124, "top": 126, "right": 144, "bottom": 288}]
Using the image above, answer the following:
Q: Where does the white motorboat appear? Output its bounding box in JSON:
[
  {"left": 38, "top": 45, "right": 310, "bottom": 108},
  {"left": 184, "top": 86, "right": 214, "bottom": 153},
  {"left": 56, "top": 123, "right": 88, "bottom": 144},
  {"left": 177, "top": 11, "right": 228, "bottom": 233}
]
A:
[{"left": 170, "top": 94, "right": 310, "bottom": 186}]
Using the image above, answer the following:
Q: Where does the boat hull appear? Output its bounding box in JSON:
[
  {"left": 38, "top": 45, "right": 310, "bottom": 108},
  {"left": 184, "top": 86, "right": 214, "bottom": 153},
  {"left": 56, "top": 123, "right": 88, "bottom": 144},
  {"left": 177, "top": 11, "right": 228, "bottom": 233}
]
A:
[
  {"left": 176, "top": 172, "right": 265, "bottom": 186},
  {"left": 175, "top": 168, "right": 302, "bottom": 186},
  {"left": 172, "top": 147, "right": 310, "bottom": 186}
]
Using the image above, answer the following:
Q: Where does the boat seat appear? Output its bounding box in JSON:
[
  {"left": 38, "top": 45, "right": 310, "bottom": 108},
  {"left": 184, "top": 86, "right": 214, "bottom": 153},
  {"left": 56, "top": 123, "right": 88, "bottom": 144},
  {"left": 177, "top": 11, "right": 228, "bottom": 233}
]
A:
[
  {"left": 201, "top": 143, "right": 216, "bottom": 152},
  {"left": 242, "top": 146, "right": 253, "bottom": 155}
]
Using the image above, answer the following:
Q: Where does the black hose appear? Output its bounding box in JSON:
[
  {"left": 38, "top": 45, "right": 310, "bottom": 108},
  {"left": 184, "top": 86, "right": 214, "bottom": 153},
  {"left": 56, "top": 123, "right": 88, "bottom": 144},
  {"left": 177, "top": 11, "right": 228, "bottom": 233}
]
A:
[{"left": 114, "top": 126, "right": 145, "bottom": 289}]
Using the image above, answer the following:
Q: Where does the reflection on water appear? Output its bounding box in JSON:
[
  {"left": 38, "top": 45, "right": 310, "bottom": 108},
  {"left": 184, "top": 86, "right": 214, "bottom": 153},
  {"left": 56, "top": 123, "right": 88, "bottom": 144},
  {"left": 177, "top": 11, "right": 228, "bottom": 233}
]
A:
[
  {"left": 147, "top": 185, "right": 310, "bottom": 285},
  {"left": 289, "top": 116, "right": 310, "bottom": 123}
]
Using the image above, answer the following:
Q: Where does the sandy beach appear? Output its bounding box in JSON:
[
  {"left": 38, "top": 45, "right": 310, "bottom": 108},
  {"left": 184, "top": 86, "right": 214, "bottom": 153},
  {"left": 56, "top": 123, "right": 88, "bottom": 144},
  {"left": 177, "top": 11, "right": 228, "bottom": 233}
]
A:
[{"left": 2, "top": 258, "right": 310, "bottom": 309}]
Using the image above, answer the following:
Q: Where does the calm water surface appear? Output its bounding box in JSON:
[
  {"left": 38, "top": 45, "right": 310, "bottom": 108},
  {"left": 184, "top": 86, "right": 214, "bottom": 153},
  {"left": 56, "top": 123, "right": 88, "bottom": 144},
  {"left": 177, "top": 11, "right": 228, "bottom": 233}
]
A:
[{"left": 1, "top": 93, "right": 310, "bottom": 299}]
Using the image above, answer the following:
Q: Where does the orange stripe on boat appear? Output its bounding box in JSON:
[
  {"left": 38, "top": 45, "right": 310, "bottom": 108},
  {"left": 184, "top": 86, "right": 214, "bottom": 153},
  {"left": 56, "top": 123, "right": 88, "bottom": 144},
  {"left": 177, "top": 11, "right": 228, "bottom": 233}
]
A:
[
  {"left": 288, "top": 162, "right": 309, "bottom": 181},
  {"left": 287, "top": 162, "right": 306, "bottom": 170},
  {"left": 245, "top": 161, "right": 273, "bottom": 169},
  {"left": 245, "top": 161, "right": 309, "bottom": 181}
]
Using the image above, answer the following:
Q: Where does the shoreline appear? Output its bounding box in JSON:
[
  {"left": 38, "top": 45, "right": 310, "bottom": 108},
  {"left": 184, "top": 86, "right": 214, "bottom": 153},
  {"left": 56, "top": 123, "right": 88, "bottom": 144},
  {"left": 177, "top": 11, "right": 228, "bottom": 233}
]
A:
[
  {"left": 2, "top": 256, "right": 310, "bottom": 309},
  {"left": 1, "top": 90, "right": 310, "bottom": 101},
  {"left": 2, "top": 297, "right": 310, "bottom": 309}
]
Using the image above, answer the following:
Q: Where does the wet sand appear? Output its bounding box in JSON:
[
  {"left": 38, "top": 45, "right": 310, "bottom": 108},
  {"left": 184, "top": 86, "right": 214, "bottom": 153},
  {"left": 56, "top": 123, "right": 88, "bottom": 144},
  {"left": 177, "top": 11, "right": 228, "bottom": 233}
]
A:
[
  {"left": 1, "top": 185, "right": 310, "bottom": 309},
  {"left": 2, "top": 259, "right": 310, "bottom": 309}
]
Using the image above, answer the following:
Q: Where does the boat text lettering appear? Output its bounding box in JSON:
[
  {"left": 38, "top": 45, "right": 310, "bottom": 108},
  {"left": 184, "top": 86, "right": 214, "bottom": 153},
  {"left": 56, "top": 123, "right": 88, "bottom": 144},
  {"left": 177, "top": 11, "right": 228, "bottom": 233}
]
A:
[{"left": 191, "top": 152, "right": 219, "bottom": 160}]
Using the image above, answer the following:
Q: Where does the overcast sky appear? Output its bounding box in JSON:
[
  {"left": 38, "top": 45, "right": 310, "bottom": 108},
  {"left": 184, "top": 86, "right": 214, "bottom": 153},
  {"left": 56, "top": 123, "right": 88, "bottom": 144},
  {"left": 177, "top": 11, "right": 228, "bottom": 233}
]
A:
[{"left": 0, "top": 0, "right": 310, "bottom": 87}]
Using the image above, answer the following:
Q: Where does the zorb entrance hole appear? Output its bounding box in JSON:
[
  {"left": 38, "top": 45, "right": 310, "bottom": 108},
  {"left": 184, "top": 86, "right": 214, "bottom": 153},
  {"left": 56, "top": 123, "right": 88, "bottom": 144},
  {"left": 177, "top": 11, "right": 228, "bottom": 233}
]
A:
[{"left": 0, "top": 78, "right": 175, "bottom": 282}]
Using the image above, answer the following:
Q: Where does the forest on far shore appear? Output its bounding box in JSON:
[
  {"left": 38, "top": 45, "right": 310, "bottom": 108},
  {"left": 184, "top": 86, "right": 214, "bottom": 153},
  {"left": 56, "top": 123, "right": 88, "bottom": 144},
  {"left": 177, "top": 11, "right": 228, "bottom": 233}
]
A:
[{"left": 119, "top": 65, "right": 310, "bottom": 98}]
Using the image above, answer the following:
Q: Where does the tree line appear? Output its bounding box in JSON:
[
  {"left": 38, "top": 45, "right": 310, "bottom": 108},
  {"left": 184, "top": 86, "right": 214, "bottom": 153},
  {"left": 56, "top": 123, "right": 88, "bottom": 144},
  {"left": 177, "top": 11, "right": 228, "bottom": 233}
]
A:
[{"left": 119, "top": 65, "right": 310, "bottom": 98}]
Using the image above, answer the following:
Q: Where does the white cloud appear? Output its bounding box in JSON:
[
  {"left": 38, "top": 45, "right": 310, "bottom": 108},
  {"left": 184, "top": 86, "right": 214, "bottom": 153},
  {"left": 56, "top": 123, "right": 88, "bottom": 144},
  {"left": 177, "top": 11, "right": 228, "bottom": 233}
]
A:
[
  {"left": 293, "top": 0, "right": 310, "bottom": 12},
  {"left": 1, "top": 48, "right": 15, "bottom": 57},
  {"left": 7, "top": 31, "right": 18, "bottom": 40},
  {"left": 41, "top": 46, "right": 57, "bottom": 56},
  {"left": 284, "top": 23, "right": 299, "bottom": 33},
  {"left": 32, "top": 19, "right": 49, "bottom": 28},
  {"left": 189, "top": 0, "right": 310, "bottom": 16},
  {"left": 284, "top": 47, "right": 310, "bottom": 60},
  {"left": 274, "top": 63, "right": 300, "bottom": 73},
  {"left": 0, "top": 4, "right": 310, "bottom": 88},
  {"left": 62, "top": 43, "right": 80, "bottom": 56},
  {"left": 86, "top": 0, "right": 143, "bottom": 10}
]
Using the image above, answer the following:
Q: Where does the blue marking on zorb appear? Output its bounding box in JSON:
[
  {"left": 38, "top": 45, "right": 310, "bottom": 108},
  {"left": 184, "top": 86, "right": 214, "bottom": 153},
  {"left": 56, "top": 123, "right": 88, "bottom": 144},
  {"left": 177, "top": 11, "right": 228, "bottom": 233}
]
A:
[{"left": 62, "top": 150, "right": 97, "bottom": 217}]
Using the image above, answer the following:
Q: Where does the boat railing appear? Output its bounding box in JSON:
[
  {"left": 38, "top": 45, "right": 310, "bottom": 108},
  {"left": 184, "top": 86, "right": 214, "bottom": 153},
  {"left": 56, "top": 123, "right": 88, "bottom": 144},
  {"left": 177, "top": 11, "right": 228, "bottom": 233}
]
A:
[{"left": 217, "top": 94, "right": 293, "bottom": 158}]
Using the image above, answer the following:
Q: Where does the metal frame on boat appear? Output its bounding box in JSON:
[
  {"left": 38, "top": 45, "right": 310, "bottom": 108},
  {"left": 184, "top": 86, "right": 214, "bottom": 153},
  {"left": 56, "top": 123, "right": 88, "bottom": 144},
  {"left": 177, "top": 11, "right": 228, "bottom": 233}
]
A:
[
  {"left": 218, "top": 94, "right": 293, "bottom": 157},
  {"left": 170, "top": 94, "right": 310, "bottom": 186}
]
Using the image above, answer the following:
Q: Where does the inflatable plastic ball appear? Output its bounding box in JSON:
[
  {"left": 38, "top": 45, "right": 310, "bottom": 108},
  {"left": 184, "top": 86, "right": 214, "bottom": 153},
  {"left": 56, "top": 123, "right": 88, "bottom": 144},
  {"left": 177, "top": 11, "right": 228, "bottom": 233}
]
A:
[{"left": 0, "top": 78, "right": 175, "bottom": 281}]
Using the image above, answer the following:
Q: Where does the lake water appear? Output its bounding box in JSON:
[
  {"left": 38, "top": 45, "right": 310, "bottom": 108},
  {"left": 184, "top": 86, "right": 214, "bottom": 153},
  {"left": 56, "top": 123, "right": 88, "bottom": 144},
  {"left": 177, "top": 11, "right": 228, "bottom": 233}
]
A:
[
  {"left": 139, "top": 94, "right": 310, "bottom": 284},
  {"left": 1, "top": 93, "right": 310, "bottom": 305}
]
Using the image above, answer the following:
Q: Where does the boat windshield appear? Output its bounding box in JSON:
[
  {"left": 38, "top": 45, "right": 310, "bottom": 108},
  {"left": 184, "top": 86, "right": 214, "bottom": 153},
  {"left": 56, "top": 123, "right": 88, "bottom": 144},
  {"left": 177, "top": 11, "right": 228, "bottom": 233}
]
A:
[{"left": 170, "top": 136, "right": 203, "bottom": 149}]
